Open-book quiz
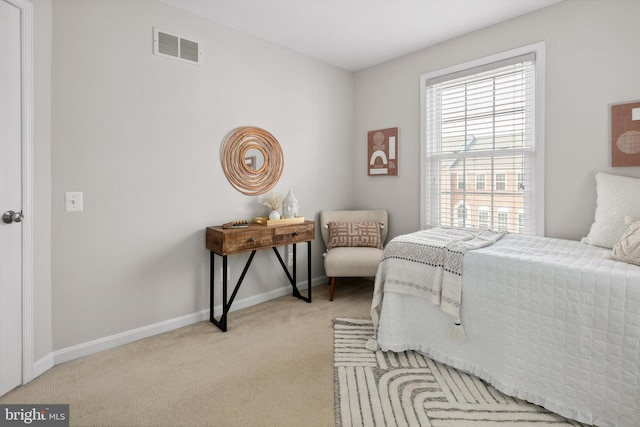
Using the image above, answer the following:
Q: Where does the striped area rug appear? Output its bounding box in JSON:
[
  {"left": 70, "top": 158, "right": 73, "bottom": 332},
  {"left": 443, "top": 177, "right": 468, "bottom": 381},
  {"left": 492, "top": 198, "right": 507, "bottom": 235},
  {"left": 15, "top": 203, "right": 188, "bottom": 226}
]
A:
[{"left": 333, "top": 318, "right": 589, "bottom": 427}]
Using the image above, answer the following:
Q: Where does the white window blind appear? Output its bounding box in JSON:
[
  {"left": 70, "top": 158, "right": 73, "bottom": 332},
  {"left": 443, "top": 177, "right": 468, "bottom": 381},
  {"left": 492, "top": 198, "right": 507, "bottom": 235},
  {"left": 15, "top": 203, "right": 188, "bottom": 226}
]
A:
[{"left": 423, "top": 53, "right": 540, "bottom": 235}]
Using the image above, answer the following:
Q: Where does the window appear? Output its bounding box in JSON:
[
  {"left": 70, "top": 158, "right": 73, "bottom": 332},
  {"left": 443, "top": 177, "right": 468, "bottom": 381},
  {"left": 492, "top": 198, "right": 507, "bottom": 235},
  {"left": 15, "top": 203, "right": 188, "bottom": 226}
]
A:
[
  {"left": 420, "top": 43, "right": 545, "bottom": 235},
  {"left": 497, "top": 209, "right": 509, "bottom": 232},
  {"left": 455, "top": 202, "right": 471, "bottom": 228},
  {"left": 517, "top": 173, "right": 525, "bottom": 191},
  {"left": 478, "top": 207, "right": 490, "bottom": 230},
  {"left": 518, "top": 209, "right": 525, "bottom": 234},
  {"left": 495, "top": 173, "right": 506, "bottom": 191}
]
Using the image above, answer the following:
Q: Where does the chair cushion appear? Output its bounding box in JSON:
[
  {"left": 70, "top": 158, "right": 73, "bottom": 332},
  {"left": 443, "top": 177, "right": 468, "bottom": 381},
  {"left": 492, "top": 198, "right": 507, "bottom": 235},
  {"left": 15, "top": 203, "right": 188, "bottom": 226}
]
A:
[
  {"left": 324, "top": 246, "right": 383, "bottom": 277},
  {"left": 326, "top": 221, "right": 383, "bottom": 250}
]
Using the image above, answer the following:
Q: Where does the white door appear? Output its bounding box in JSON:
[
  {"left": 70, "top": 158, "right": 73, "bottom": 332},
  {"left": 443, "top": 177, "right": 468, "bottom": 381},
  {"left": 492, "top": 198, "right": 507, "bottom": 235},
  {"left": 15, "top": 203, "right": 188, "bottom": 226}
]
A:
[{"left": 0, "top": 0, "right": 24, "bottom": 396}]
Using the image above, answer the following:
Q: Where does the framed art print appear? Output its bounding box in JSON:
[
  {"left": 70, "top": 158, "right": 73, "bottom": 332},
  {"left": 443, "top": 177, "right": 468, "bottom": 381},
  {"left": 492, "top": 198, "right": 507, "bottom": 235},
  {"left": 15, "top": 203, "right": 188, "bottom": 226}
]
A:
[
  {"left": 367, "top": 127, "right": 399, "bottom": 176},
  {"left": 611, "top": 100, "right": 640, "bottom": 167}
]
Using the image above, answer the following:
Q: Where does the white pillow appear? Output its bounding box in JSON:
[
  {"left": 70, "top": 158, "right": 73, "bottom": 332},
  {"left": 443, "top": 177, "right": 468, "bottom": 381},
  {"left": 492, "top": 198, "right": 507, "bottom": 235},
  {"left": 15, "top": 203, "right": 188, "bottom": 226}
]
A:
[{"left": 582, "top": 173, "right": 640, "bottom": 249}]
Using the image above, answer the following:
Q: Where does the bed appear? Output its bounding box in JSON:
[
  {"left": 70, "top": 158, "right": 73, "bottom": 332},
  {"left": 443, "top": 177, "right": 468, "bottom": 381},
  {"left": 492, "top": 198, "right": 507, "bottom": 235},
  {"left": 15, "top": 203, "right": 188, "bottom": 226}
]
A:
[{"left": 368, "top": 229, "right": 640, "bottom": 427}]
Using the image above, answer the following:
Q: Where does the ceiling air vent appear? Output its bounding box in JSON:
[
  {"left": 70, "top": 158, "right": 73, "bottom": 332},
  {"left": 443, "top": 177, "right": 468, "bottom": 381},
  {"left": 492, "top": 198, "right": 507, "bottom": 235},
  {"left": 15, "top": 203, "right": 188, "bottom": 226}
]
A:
[{"left": 153, "top": 27, "right": 202, "bottom": 65}]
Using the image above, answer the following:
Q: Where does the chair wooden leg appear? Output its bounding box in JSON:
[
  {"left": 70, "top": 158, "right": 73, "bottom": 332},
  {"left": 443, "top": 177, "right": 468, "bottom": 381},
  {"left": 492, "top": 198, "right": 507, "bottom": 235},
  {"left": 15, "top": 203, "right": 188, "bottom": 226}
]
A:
[{"left": 329, "top": 277, "right": 336, "bottom": 301}]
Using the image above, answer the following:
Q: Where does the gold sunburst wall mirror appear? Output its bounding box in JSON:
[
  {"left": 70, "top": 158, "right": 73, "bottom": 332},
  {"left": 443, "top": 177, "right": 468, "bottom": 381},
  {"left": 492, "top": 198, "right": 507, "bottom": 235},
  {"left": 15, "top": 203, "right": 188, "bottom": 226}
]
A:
[{"left": 220, "top": 126, "right": 284, "bottom": 195}]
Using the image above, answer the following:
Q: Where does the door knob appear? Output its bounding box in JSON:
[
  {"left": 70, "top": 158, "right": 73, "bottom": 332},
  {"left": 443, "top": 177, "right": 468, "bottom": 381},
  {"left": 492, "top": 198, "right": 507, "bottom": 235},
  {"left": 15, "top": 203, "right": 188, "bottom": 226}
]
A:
[{"left": 2, "top": 210, "right": 24, "bottom": 224}]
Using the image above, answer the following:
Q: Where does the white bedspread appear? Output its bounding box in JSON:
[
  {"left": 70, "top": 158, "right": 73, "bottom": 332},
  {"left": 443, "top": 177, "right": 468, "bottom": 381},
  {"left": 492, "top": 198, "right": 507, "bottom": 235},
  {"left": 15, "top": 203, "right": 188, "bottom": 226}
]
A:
[
  {"left": 369, "top": 227, "right": 505, "bottom": 343},
  {"left": 372, "top": 232, "right": 640, "bottom": 427}
]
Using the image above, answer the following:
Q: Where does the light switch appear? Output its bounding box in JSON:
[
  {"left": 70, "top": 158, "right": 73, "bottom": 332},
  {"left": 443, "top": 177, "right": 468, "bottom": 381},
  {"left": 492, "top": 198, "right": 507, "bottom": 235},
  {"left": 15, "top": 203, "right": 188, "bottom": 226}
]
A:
[
  {"left": 65, "top": 192, "right": 83, "bottom": 212},
  {"left": 632, "top": 107, "right": 640, "bottom": 121}
]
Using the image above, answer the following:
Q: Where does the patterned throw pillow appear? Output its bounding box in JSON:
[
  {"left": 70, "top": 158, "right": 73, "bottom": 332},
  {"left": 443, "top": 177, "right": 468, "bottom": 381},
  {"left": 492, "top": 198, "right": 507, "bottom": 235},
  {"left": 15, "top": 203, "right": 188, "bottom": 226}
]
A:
[
  {"left": 327, "top": 221, "right": 383, "bottom": 250},
  {"left": 611, "top": 220, "right": 640, "bottom": 266}
]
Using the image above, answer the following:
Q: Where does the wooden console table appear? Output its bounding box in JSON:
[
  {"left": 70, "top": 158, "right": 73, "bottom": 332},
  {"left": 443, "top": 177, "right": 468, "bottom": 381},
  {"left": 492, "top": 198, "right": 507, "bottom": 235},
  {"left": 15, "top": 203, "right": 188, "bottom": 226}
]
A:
[{"left": 205, "top": 220, "right": 315, "bottom": 331}]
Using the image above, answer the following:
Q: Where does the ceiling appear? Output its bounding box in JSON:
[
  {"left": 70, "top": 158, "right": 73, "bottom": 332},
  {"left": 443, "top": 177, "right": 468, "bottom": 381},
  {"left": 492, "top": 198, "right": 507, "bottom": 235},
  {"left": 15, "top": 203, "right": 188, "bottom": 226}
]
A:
[{"left": 158, "top": 0, "right": 562, "bottom": 71}]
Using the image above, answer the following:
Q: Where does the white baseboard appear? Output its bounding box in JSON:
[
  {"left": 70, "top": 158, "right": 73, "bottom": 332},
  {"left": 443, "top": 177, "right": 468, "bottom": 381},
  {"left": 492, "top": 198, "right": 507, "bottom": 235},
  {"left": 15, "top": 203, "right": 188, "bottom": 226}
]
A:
[
  {"left": 33, "top": 352, "right": 54, "bottom": 379},
  {"left": 36, "top": 276, "right": 327, "bottom": 370}
]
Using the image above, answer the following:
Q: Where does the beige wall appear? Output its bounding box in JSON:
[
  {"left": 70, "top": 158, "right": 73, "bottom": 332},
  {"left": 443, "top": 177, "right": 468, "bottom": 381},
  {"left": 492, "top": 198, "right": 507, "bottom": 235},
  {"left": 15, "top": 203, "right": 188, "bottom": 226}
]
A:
[
  {"left": 42, "top": 0, "right": 354, "bottom": 352},
  {"left": 353, "top": 0, "right": 640, "bottom": 240}
]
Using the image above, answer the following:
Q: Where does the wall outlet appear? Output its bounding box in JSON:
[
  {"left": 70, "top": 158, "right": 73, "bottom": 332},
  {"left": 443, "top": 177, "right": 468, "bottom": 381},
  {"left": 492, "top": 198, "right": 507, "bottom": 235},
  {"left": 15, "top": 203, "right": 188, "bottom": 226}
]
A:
[{"left": 65, "top": 192, "right": 83, "bottom": 212}]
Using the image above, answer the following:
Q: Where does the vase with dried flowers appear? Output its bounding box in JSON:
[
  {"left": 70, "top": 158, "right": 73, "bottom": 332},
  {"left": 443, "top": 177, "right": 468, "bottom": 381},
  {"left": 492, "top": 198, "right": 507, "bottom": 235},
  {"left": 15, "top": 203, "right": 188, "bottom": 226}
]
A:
[{"left": 260, "top": 191, "right": 284, "bottom": 220}]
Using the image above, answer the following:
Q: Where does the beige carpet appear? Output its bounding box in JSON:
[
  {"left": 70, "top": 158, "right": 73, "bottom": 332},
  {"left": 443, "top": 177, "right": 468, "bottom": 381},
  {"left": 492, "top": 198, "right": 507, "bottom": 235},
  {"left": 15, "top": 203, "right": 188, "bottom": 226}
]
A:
[{"left": 0, "top": 279, "right": 374, "bottom": 427}]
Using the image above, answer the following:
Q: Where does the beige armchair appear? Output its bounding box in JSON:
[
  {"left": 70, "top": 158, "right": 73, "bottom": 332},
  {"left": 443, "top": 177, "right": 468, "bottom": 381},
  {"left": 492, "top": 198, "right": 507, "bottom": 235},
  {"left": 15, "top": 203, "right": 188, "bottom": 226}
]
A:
[{"left": 320, "top": 210, "right": 388, "bottom": 300}]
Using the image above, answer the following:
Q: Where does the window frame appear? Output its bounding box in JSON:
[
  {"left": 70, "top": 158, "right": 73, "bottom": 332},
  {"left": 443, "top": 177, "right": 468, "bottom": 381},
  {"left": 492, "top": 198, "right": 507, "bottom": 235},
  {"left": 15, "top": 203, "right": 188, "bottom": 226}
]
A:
[{"left": 419, "top": 43, "right": 545, "bottom": 236}]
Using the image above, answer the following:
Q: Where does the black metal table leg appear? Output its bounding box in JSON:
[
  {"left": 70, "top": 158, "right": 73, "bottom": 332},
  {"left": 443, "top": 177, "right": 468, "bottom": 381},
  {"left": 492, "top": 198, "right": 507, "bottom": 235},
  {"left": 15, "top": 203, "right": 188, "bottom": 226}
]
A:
[
  {"left": 272, "top": 245, "right": 311, "bottom": 302},
  {"left": 209, "top": 251, "right": 215, "bottom": 323},
  {"left": 307, "top": 240, "right": 312, "bottom": 303},
  {"left": 209, "top": 251, "right": 257, "bottom": 332},
  {"left": 210, "top": 242, "right": 312, "bottom": 331},
  {"left": 210, "top": 253, "right": 228, "bottom": 332}
]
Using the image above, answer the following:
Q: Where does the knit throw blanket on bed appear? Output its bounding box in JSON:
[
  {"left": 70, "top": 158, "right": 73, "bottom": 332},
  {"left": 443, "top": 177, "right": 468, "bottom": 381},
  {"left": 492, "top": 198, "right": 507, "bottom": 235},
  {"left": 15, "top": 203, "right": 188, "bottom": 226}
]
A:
[{"left": 367, "top": 227, "right": 505, "bottom": 349}]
